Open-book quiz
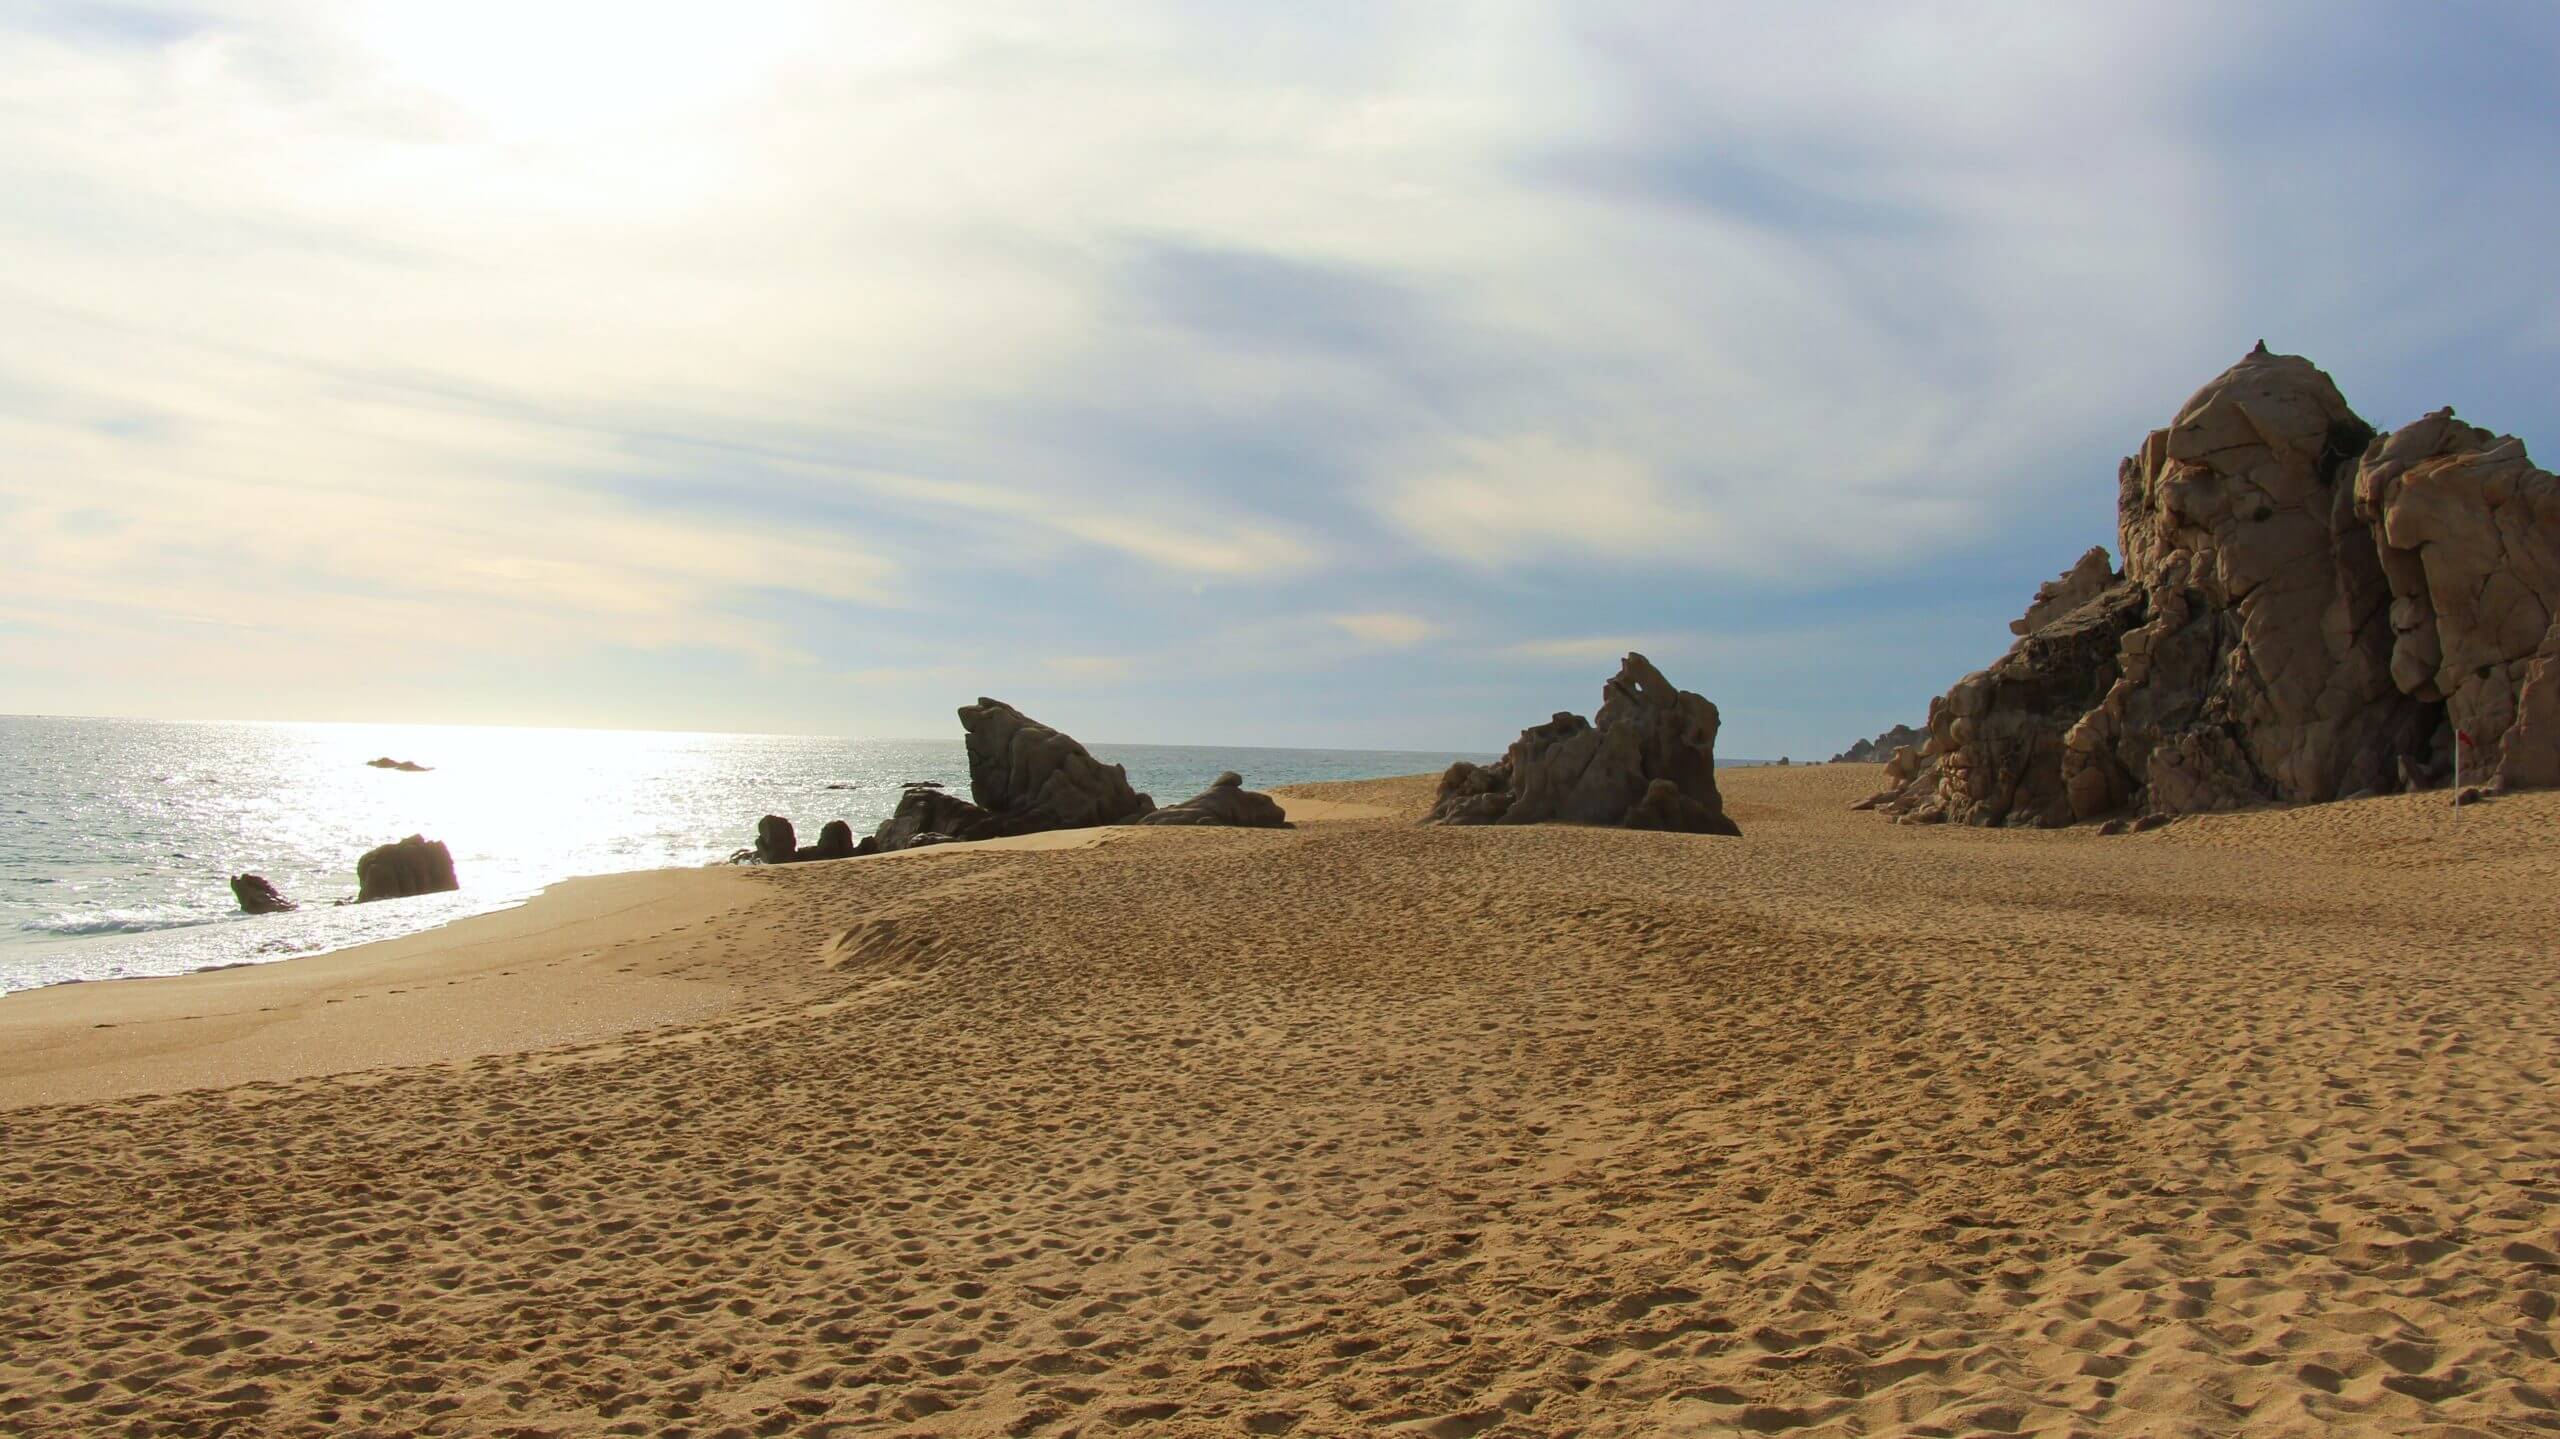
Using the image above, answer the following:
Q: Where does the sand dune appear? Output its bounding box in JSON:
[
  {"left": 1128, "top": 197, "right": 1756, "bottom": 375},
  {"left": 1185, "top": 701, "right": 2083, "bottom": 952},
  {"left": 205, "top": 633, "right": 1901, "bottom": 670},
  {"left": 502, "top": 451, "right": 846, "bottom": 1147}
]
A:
[{"left": 4, "top": 766, "right": 2557, "bottom": 1437}]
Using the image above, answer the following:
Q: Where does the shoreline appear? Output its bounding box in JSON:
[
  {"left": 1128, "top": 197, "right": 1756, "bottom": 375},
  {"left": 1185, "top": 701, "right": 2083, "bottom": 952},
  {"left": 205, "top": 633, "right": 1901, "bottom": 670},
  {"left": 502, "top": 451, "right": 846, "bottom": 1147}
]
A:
[{"left": 0, "top": 783, "right": 1400, "bottom": 1109}]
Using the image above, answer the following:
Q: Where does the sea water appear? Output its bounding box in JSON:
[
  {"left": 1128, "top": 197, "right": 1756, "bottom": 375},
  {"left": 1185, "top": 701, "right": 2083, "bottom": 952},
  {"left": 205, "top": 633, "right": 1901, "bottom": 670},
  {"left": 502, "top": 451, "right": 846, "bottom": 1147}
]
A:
[{"left": 0, "top": 716, "right": 1471, "bottom": 993}]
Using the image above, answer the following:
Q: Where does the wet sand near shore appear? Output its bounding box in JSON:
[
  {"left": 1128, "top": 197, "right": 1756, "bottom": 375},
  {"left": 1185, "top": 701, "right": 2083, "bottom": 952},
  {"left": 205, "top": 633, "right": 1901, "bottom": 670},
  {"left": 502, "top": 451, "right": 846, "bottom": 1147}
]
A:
[{"left": 3, "top": 765, "right": 2556, "bottom": 1437}]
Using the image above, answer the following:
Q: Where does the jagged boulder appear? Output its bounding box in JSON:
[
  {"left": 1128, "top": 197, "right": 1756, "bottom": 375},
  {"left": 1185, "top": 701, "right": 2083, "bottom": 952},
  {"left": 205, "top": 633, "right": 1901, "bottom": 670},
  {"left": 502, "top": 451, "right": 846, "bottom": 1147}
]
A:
[
  {"left": 753, "top": 815, "right": 798, "bottom": 865},
  {"left": 2012, "top": 547, "right": 2117, "bottom": 636},
  {"left": 355, "top": 835, "right": 457, "bottom": 902},
  {"left": 797, "top": 819, "right": 868, "bottom": 862},
  {"left": 1138, "top": 772, "right": 1291, "bottom": 828},
  {"left": 2355, "top": 408, "right": 2560, "bottom": 791},
  {"left": 1426, "top": 653, "right": 1741, "bottom": 835},
  {"left": 958, "top": 698, "right": 1154, "bottom": 833},
  {"left": 1832, "top": 722, "right": 1924, "bottom": 764},
  {"left": 1866, "top": 344, "right": 2557, "bottom": 826},
  {"left": 872, "top": 784, "right": 1000, "bottom": 852},
  {"left": 230, "top": 874, "right": 296, "bottom": 914}
]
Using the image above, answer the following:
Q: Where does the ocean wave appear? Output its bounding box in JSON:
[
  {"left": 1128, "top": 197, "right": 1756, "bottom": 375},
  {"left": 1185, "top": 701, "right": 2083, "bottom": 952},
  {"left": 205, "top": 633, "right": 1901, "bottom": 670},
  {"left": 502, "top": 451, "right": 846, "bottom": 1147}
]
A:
[{"left": 18, "top": 910, "right": 223, "bottom": 939}]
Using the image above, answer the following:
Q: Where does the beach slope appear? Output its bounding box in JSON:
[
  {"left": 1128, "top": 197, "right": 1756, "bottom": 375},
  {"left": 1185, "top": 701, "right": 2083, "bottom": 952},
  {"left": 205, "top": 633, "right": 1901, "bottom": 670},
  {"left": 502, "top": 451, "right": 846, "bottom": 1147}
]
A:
[{"left": 4, "top": 767, "right": 2556, "bottom": 1437}]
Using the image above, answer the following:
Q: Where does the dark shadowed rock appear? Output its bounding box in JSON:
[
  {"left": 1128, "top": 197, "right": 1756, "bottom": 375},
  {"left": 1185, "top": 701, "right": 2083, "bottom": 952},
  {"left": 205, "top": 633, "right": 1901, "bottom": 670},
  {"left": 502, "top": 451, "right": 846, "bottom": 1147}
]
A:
[
  {"left": 901, "top": 832, "right": 958, "bottom": 849},
  {"left": 754, "top": 815, "right": 797, "bottom": 865},
  {"left": 1426, "top": 654, "right": 1740, "bottom": 836},
  {"left": 796, "top": 819, "right": 861, "bottom": 861},
  {"left": 230, "top": 874, "right": 296, "bottom": 914},
  {"left": 958, "top": 698, "right": 1154, "bottom": 834},
  {"left": 871, "top": 785, "right": 999, "bottom": 852},
  {"left": 1138, "top": 772, "right": 1291, "bottom": 828},
  {"left": 355, "top": 835, "right": 457, "bottom": 903}
]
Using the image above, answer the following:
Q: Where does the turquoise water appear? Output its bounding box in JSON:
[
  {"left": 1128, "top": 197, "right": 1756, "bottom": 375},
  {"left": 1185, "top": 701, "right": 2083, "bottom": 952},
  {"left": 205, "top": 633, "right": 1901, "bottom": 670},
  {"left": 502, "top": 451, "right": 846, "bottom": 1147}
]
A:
[{"left": 0, "top": 716, "right": 1471, "bottom": 993}]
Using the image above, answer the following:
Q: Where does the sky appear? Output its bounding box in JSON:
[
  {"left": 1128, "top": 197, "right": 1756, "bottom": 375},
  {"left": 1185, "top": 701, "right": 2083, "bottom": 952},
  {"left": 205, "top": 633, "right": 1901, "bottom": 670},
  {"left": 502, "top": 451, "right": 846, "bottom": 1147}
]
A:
[{"left": 2, "top": 1, "right": 2554, "bottom": 756}]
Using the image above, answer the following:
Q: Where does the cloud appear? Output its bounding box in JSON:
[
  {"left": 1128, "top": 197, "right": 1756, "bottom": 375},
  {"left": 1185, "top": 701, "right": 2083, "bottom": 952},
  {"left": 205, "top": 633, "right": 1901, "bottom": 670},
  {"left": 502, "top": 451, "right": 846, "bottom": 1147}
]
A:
[
  {"left": 1042, "top": 655, "right": 1137, "bottom": 683},
  {"left": 1328, "top": 612, "right": 1439, "bottom": 647},
  {"left": 1494, "top": 636, "right": 1654, "bottom": 665},
  {"left": 1, "top": 0, "right": 2552, "bottom": 747},
  {"left": 1376, "top": 435, "right": 1712, "bottom": 566}
]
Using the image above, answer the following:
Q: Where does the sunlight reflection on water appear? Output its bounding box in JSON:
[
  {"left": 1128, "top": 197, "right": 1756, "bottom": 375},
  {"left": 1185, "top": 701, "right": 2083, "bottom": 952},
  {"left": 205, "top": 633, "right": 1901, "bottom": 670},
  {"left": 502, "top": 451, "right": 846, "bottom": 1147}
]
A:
[{"left": 1, "top": 717, "right": 1471, "bottom": 992}]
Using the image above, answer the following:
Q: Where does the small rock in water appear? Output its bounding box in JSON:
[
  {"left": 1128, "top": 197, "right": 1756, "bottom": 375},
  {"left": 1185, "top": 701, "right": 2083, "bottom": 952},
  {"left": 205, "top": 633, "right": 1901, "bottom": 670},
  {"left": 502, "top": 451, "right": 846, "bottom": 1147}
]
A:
[
  {"left": 229, "top": 874, "right": 297, "bottom": 914},
  {"left": 365, "top": 756, "right": 432, "bottom": 772},
  {"left": 354, "top": 835, "right": 458, "bottom": 902}
]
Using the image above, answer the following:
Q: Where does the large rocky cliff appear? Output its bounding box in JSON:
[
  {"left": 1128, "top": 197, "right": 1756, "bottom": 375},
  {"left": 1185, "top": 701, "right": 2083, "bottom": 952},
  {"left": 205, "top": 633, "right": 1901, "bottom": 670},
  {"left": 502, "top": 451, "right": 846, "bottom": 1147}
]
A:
[{"left": 1863, "top": 345, "right": 2558, "bottom": 825}]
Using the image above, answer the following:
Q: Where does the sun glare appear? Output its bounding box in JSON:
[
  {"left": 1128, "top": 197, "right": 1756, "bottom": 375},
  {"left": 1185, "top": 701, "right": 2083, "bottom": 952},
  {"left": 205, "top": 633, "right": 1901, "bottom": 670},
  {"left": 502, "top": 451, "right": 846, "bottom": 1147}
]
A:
[{"left": 353, "top": 0, "right": 816, "bottom": 139}]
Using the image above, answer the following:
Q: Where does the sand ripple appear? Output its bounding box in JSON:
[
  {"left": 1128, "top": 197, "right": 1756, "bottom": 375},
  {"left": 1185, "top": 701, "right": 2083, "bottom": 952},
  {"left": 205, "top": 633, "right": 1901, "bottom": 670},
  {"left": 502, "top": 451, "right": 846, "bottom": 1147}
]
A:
[{"left": 4, "top": 767, "right": 2557, "bottom": 1436}]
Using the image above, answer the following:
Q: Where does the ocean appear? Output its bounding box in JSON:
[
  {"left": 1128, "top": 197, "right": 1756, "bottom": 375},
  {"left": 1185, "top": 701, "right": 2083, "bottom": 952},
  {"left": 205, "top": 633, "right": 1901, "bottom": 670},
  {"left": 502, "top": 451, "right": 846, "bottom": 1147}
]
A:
[{"left": 0, "top": 715, "right": 1473, "bottom": 994}]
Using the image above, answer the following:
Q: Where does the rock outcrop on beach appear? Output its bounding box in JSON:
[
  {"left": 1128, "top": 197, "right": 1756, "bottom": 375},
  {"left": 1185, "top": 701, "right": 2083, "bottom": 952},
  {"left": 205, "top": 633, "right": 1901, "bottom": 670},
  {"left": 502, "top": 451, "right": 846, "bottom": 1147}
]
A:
[
  {"left": 743, "top": 815, "right": 878, "bottom": 863},
  {"left": 872, "top": 785, "right": 1000, "bottom": 851},
  {"left": 366, "top": 757, "right": 431, "bottom": 772},
  {"left": 1831, "top": 723, "right": 1924, "bottom": 764},
  {"left": 1426, "top": 653, "right": 1741, "bottom": 835},
  {"left": 229, "top": 874, "right": 296, "bottom": 914},
  {"left": 960, "top": 698, "right": 1155, "bottom": 832},
  {"left": 800, "top": 820, "right": 865, "bottom": 861},
  {"left": 355, "top": 835, "right": 458, "bottom": 902},
  {"left": 1138, "top": 772, "right": 1291, "bottom": 828},
  {"left": 2356, "top": 408, "right": 2560, "bottom": 791},
  {"left": 863, "top": 700, "right": 1159, "bottom": 853},
  {"left": 2011, "top": 547, "right": 2118, "bottom": 637},
  {"left": 1862, "top": 344, "right": 2560, "bottom": 825}
]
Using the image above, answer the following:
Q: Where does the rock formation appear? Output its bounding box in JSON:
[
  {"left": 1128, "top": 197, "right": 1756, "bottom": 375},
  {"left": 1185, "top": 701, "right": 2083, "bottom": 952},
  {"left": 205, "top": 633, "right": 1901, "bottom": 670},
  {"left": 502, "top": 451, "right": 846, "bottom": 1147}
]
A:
[
  {"left": 355, "top": 835, "right": 458, "bottom": 902},
  {"left": 744, "top": 814, "right": 878, "bottom": 863},
  {"left": 1137, "top": 772, "right": 1291, "bottom": 828},
  {"left": 1831, "top": 723, "right": 1925, "bottom": 764},
  {"left": 366, "top": 757, "right": 431, "bottom": 772},
  {"left": 1424, "top": 653, "right": 1741, "bottom": 836},
  {"left": 754, "top": 815, "right": 799, "bottom": 865},
  {"left": 872, "top": 785, "right": 1000, "bottom": 852},
  {"left": 2011, "top": 547, "right": 2116, "bottom": 637},
  {"left": 2355, "top": 408, "right": 2560, "bottom": 791},
  {"left": 798, "top": 819, "right": 866, "bottom": 861},
  {"left": 959, "top": 698, "right": 1155, "bottom": 833},
  {"left": 229, "top": 874, "right": 296, "bottom": 914},
  {"left": 1863, "top": 345, "right": 2559, "bottom": 825}
]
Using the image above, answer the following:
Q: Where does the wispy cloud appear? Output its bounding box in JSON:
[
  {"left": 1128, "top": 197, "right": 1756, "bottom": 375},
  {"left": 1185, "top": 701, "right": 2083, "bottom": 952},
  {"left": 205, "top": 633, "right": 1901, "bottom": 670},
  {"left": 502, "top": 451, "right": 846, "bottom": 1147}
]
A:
[
  {"left": 1, "top": 0, "right": 2552, "bottom": 752},
  {"left": 1329, "top": 612, "right": 1439, "bottom": 648}
]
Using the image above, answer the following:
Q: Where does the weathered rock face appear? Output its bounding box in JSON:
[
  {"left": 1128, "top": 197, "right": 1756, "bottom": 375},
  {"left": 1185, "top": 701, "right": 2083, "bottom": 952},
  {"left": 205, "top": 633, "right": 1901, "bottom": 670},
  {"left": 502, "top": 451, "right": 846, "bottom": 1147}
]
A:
[
  {"left": 1137, "top": 772, "right": 1291, "bottom": 828},
  {"left": 871, "top": 785, "right": 999, "bottom": 852},
  {"left": 1865, "top": 345, "right": 2558, "bottom": 825},
  {"left": 959, "top": 698, "right": 1155, "bottom": 834},
  {"left": 754, "top": 815, "right": 798, "bottom": 865},
  {"left": 355, "top": 835, "right": 458, "bottom": 902},
  {"left": 230, "top": 874, "right": 296, "bottom": 914},
  {"left": 2012, "top": 547, "right": 2117, "bottom": 637},
  {"left": 798, "top": 819, "right": 866, "bottom": 861},
  {"left": 1831, "top": 722, "right": 1924, "bottom": 764},
  {"left": 2355, "top": 408, "right": 2560, "bottom": 791},
  {"left": 1426, "top": 654, "right": 1741, "bottom": 836}
]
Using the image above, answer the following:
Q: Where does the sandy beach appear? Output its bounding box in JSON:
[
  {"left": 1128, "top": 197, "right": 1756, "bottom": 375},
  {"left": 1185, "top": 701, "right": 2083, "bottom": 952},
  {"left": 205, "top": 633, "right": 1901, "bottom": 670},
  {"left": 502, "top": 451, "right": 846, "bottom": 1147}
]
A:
[{"left": 4, "top": 764, "right": 2556, "bottom": 1437}]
